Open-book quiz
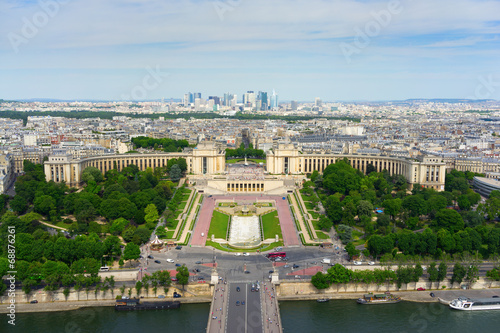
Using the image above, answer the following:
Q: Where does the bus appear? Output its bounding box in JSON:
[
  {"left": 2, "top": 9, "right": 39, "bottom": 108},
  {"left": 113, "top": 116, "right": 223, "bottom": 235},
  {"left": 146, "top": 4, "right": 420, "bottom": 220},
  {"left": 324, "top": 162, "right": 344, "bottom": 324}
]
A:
[{"left": 267, "top": 252, "right": 286, "bottom": 259}]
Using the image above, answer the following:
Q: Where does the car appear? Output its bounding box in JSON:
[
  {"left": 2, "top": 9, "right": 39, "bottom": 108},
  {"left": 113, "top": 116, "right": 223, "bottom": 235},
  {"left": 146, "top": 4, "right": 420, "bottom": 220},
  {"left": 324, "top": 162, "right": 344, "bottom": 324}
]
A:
[
  {"left": 158, "top": 295, "right": 165, "bottom": 299},
  {"left": 139, "top": 255, "right": 144, "bottom": 259},
  {"left": 241, "top": 300, "right": 245, "bottom": 305},
  {"left": 269, "top": 270, "right": 274, "bottom": 274},
  {"left": 368, "top": 261, "right": 375, "bottom": 265},
  {"left": 292, "top": 264, "right": 299, "bottom": 269},
  {"left": 243, "top": 253, "right": 249, "bottom": 256},
  {"left": 166, "top": 259, "right": 175, "bottom": 263},
  {"left": 197, "top": 276, "right": 204, "bottom": 280},
  {"left": 275, "top": 257, "right": 282, "bottom": 262},
  {"left": 417, "top": 287, "right": 426, "bottom": 291},
  {"left": 275, "top": 247, "right": 282, "bottom": 251},
  {"left": 430, "top": 293, "right": 435, "bottom": 298},
  {"left": 422, "top": 266, "right": 427, "bottom": 271},
  {"left": 236, "top": 287, "right": 240, "bottom": 292},
  {"left": 353, "top": 261, "right": 362, "bottom": 265},
  {"left": 195, "top": 268, "right": 200, "bottom": 272},
  {"left": 201, "top": 232, "right": 204, "bottom": 237},
  {"left": 236, "top": 301, "right": 240, "bottom": 306},
  {"left": 244, "top": 271, "right": 250, "bottom": 274},
  {"left": 235, "top": 253, "right": 242, "bottom": 256},
  {"left": 175, "top": 263, "right": 182, "bottom": 267},
  {"left": 493, "top": 296, "right": 500, "bottom": 298},
  {"left": 147, "top": 255, "right": 154, "bottom": 259},
  {"left": 30, "top": 300, "right": 38, "bottom": 304},
  {"left": 175, "top": 246, "right": 182, "bottom": 250},
  {"left": 283, "top": 264, "right": 290, "bottom": 268},
  {"left": 154, "top": 260, "right": 161, "bottom": 264},
  {"left": 171, "top": 277, "right": 178, "bottom": 282},
  {"left": 195, "top": 261, "right": 202, "bottom": 264},
  {"left": 173, "top": 293, "right": 181, "bottom": 298},
  {"left": 121, "top": 296, "right": 129, "bottom": 299},
  {"left": 294, "top": 275, "right": 300, "bottom": 279}
]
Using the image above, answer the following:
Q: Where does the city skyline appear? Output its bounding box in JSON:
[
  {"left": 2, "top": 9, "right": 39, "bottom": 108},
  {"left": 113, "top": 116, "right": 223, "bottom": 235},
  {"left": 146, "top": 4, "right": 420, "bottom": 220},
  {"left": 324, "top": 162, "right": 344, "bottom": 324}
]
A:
[{"left": 1, "top": 0, "right": 500, "bottom": 101}]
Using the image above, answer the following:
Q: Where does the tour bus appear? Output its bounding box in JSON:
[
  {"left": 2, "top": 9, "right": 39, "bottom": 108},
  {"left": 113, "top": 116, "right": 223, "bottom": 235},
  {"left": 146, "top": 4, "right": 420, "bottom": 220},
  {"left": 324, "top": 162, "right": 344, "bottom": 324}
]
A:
[{"left": 266, "top": 252, "right": 286, "bottom": 260}]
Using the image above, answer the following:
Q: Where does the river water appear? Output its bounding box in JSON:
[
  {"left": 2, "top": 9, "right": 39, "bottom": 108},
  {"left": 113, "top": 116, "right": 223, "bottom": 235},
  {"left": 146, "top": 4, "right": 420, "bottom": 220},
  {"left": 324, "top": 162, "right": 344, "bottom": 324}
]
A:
[{"left": 3, "top": 300, "right": 500, "bottom": 333}]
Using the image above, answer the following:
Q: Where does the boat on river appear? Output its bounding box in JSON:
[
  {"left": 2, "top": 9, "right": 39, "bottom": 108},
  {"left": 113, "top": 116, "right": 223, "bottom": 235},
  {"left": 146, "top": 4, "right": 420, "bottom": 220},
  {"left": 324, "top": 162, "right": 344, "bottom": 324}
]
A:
[
  {"left": 317, "top": 298, "right": 330, "bottom": 303},
  {"left": 357, "top": 293, "right": 401, "bottom": 305},
  {"left": 449, "top": 296, "right": 500, "bottom": 311},
  {"left": 115, "top": 298, "right": 181, "bottom": 311}
]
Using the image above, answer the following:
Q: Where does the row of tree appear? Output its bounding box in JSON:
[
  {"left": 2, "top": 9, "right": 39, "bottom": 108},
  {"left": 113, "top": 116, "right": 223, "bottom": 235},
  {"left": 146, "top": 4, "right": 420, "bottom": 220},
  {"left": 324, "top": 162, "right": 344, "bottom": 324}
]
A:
[{"left": 311, "top": 263, "right": 480, "bottom": 291}]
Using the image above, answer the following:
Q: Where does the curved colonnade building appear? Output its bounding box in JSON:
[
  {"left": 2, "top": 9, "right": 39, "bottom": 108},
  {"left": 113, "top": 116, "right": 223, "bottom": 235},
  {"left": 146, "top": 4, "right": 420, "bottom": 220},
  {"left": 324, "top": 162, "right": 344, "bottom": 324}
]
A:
[{"left": 44, "top": 142, "right": 446, "bottom": 193}]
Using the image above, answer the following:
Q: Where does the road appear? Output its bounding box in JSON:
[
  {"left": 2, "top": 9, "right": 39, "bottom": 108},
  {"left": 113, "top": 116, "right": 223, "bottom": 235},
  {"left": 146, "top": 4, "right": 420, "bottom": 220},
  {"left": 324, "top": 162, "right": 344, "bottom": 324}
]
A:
[{"left": 226, "top": 282, "right": 263, "bottom": 333}]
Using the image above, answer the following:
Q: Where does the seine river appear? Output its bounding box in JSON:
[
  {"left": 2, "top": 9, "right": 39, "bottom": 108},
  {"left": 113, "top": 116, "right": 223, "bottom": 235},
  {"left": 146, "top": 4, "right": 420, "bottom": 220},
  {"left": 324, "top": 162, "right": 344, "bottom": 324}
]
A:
[{"left": 4, "top": 300, "right": 500, "bottom": 332}]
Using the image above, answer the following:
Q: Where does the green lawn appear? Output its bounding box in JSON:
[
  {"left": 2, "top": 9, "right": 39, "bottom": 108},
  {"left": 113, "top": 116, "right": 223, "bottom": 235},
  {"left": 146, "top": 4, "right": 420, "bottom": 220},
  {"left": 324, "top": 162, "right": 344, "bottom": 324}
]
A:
[
  {"left": 208, "top": 211, "right": 230, "bottom": 239},
  {"left": 311, "top": 219, "right": 323, "bottom": 231},
  {"left": 261, "top": 211, "right": 282, "bottom": 239},
  {"left": 316, "top": 231, "right": 330, "bottom": 240},
  {"left": 166, "top": 231, "right": 175, "bottom": 239}
]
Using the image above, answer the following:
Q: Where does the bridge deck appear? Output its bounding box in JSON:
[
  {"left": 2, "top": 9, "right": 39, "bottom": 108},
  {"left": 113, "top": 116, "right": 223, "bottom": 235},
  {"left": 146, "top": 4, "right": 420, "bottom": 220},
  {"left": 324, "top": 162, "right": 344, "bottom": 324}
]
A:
[{"left": 207, "top": 281, "right": 282, "bottom": 333}]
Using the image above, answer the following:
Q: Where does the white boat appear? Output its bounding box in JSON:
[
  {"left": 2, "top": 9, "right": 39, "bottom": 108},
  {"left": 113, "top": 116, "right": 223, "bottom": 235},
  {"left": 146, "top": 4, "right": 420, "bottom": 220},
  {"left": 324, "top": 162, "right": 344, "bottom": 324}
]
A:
[{"left": 449, "top": 296, "right": 500, "bottom": 311}]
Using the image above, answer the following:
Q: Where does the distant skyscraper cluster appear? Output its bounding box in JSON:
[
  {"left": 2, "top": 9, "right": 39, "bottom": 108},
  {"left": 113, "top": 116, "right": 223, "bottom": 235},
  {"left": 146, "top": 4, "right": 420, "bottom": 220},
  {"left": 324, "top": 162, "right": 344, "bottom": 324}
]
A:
[{"left": 182, "top": 89, "right": 278, "bottom": 111}]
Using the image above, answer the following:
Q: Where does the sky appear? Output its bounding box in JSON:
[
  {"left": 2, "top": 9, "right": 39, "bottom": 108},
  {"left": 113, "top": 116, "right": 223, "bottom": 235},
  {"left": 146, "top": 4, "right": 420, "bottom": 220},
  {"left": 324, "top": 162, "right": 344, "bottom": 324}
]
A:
[{"left": 1, "top": 0, "right": 500, "bottom": 101}]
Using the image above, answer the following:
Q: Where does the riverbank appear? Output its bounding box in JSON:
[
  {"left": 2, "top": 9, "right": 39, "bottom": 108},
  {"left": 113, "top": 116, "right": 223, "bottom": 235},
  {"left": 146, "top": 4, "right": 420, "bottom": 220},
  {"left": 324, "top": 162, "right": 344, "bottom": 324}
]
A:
[
  {"left": 5, "top": 287, "right": 500, "bottom": 314},
  {"left": 0, "top": 297, "right": 212, "bottom": 314},
  {"left": 278, "top": 288, "right": 500, "bottom": 303}
]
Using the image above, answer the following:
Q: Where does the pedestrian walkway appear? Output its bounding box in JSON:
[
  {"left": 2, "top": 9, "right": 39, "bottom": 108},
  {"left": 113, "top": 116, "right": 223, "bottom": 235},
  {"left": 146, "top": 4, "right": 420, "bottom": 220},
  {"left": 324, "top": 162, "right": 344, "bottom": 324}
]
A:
[
  {"left": 175, "top": 192, "right": 201, "bottom": 242},
  {"left": 261, "top": 282, "right": 283, "bottom": 333},
  {"left": 206, "top": 278, "right": 229, "bottom": 333},
  {"left": 289, "top": 192, "right": 322, "bottom": 245}
]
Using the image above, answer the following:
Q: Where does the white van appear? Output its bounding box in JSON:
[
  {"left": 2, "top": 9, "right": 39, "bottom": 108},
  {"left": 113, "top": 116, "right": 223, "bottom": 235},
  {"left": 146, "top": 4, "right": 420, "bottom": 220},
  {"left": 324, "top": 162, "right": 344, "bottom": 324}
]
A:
[
  {"left": 99, "top": 266, "right": 109, "bottom": 272},
  {"left": 321, "top": 258, "right": 331, "bottom": 264}
]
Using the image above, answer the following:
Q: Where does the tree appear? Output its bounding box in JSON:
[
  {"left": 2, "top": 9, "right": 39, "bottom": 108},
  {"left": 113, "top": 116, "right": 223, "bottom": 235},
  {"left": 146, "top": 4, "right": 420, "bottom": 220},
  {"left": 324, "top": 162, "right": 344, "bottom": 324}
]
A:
[
  {"left": 427, "top": 262, "right": 438, "bottom": 288},
  {"left": 367, "top": 235, "right": 394, "bottom": 258},
  {"left": 437, "top": 262, "right": 448, "bottom": 287},
  {"left": 451, "top": 263, "right": 466, "bottom": 286},
  {"left": 311, "top": 272, "right": 330, "bottom": 290},
  {"left": 169, "top": 164, "right": 182, "bottom": 182},
  {"left": 357, "top": 200, "right": 373, "bottom": 218},
  {"left": 402, "top": 195, "right": 427, "bottom": 217},
  {"left": 337, "top": 224, "right": 353, "bottom": 244},
  {"left": 176, "top": 265, "right": 189, "bottom": 290},
  {"left": 34, "top": 195, "right": 56, "bottom": 216},
  {"left": 318, "top": 215, "right": 333, "bottom": 231},
  {"left": 345, "top": 242, "right": 360, "bottom": 258},
  {"left": 123, "top": 243, "right": 140, "bottom": 262},
  {"left": 10, "top": 195, "right": 28, "bottom": 214},
  {"left": 382, "top": 199, "right": 402, "bottom": 221},
  {"left": 413, "top": 264, "right": 424, "bottom": 290},
  {"left": 135, "top": 281, "right": 143, "bottom": 296},
  {"left": 465, "top": 263, "right": 479, "bottom": 288},
  {"left": 144, "top": 204, "right": 159, "bottom": 224},
  {"left": 327, "top": 264, "right": 352, "bottom": 291},
  {"left": 82, "top": 167, "right": 104, "bottom": 184},
  {"left": 434, "top": 209, "right": 464, "bottom": 233},
  {"left": 324, "top": 195, "right": 343, "bottom": 224}
]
